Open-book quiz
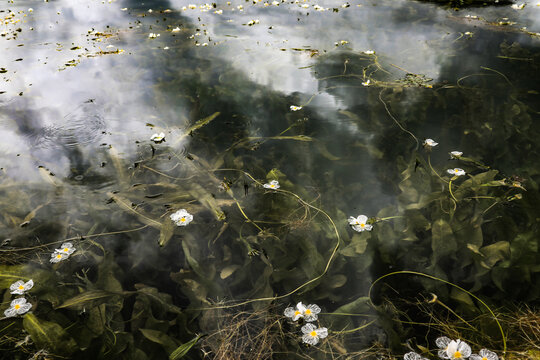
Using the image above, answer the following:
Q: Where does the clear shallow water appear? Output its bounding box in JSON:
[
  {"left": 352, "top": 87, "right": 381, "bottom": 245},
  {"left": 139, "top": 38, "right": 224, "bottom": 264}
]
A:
[{"left": 1, "top": 0, "right": 539, "bottom": 359}]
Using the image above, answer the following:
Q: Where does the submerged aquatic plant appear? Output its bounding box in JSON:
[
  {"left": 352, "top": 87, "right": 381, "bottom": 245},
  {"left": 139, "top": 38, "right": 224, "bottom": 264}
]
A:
[
  {"left": 284, "top": 302, "right": 321, "bottom": 322},
  {"left": 301, "top": 323, "right": 328, "bottom": 345},
  {"left": 9, "top": 279, "right": 33, "bottom": 295},
  {"left": 348, "top": 215, "right": 373, "bottom": 232},
  {"left": 263, "top": 180, "right": 280, "bottom": 189},
  {"left": 170, "top": 209, "right": 193, "bottom": 226},
  {"left": 4, "top": 298, "right": 32, "bottom": 317}
]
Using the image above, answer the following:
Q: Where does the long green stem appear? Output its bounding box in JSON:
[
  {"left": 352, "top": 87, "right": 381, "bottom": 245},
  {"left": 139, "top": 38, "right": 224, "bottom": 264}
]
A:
[{"left": 449, "top": 179, "right": 458, "bottom": 202}]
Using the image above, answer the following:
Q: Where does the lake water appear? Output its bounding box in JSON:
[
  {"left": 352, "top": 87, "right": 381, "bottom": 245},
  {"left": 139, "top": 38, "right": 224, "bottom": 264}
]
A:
[{"left": 1, "top": 0, "right": 539, "bottom": 359}]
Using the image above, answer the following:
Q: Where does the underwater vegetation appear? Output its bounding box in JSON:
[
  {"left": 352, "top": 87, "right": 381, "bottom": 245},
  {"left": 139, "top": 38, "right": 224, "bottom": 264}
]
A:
[{"left": 1, "top": 0, "right": 540, "bottom": 359}]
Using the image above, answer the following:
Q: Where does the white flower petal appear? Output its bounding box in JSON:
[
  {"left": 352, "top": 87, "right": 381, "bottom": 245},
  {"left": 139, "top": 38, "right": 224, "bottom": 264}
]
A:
[
  {"left": 351, "top": 224, "right": 366, "bottom": 232},
  {"left": 405, "top": 352, "right": 422, "bottom": 360},
  {"left": 438, "top": 350, "right": 451, "bottom": 359},
  {"left": 436, "top": 337, "right": 451, "bottom": 349},
  {"left": 357, "top": 215, "right": 368, "bottom": 223},
  {"left": 348, "top": 216, "right": 359, "bottom": 225},
  {"left": 479, "top": 349, "right": 498, "bottom": 360},
  {"left": 11, "top": 298, "right": 28, "bottom": 306},
  {"left": 470, "top": 355, "right": 482, "bottom": 360},
  {"left": 364, "top": 224, "right": 373, "bottom": 231},
  {"left": 17, "top": 303, "right": 32, "bottom": 314},
  {"left": 284, "top": 307, "right": 295, "bottom": 318},
  {"left": 302, "top": 333, "right": 319, "bottom": 345},
  {"left": 307, "top": 304, "right": 321, "bottom": 315},
  {"left": 4, "top": 307, "right": 17, "bottom": 318},
  {"left": 316, "top": 327, "right": 328, "bottom": 339},
  {"left": 457, "top": 341, "right": 471, "bottom": 358},
  {"left": 301, "top": 323, "right": 316, "bottom": 334},
  {"left": 23, "top": 279, "right": 34, "bottom": 291}
]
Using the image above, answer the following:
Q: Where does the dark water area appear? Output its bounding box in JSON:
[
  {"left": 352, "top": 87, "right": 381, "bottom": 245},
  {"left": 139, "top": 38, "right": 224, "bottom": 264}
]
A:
[{"left": 1, "top": 0, "right": 539, "bottom": 359}]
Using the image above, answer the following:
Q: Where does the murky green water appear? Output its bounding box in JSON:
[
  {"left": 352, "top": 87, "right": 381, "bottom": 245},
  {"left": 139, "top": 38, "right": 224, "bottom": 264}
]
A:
[{"left": 1, "top": 0, "right": 539, "bottom": 359}]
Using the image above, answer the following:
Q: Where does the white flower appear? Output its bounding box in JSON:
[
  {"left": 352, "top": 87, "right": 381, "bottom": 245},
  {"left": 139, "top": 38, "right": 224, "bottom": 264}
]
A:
[
  {"left": 4, "top": 298, "right": 32, "bottom": 317},
  {"left": 438, "top": 339, "right": 472, "bottom": 360},
  {"left": 284, "top": 302, "right": 321, "bottom": 322},
  {"left": 290, "top": 105, "right": 302, "bottom": 111},
  {"left": 170, "top": 209, "right": 193, "bottom": 226},
  {"left": 301, "top": 323, "right": 328, "bottom": 345},
  {"left": 363, "top": 50, "right": 375, "bottom": 55},
  {"left": 263, "top": 180, "right": 280, "bottom": 189},
  {"left": 214, "top": 9, "right": 223, "bottom": 14},
  {"left": 151, "top": 132, "right": 165, "bottom": 143},
  {"left": 450, "top": 151, "right": 463, "bottom": 159},
  {"left": 405, "top": 352, "right": 429, "bottom": 360},
  {"left": 171, "top": 27, "right": 181, "bottom": 32},
  {"left": 188, "top": 4, "right": 197, "bottom": 9},
  {"left": 10, "top": 280, "right": 34, "bottom": 295},
  {"left": 423, "top": 138, "right": 438, "bottom": 147},
  {"left": 348, "top": 215, "right": 372, "bottom": 232},
  {"left": 55, "top": 242, "right": 76, "bottom": 255},
  {"left": 50, "top": 252, "right": 70, "bottom": 263},
  {"left": 362, "top": 79, "right": 371, "bottom": 86},
  {"left": 511, "top": 3, "right": 525, "bottom": 10},
  {"left": 148, "top": 33, "right": 160, "bottom": 39},
  {"left": 447, "top": 168, "right": 466, "bottom": 177},
  {"left": 470, "top": 349, "right": 498, "bottom": 360}
]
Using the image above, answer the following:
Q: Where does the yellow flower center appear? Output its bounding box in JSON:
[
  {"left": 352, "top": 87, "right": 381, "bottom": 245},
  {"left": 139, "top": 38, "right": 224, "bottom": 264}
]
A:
[
  {"left": 57, "top": 254, "right": 62, "bottom": 259},
  {"left": 305, "top": 309, "right": 312, "bottom": 315},
  {"left": 455, "top": 169, "right": 459, "bottom": 173},
  {"left": 482, "top": 357, "right": 487, "bottom": 360},
  {"left": 294, "top": 311, "right": 301, "bottom": 317},
  {"left": 454, "top": 351, "right": 462, "bottom": 359},
  {"left": 180, "top": 217, "right": 186, "bottom": 222},
  {"left": 270, "top": 184, "right": 275, "bottom": 188},
  {"left": 360, "top": 223, "right": 365, "bottom": 228},
  {"left": 14, "top": 304, "right": 20, "bottom": 310},
  {"left": 310, "top": 331, "right": 317, "bottom": 337},
  {"left": 18, "top": 285, "right": 24, "bottom": 290},
  {"left": 63, "top": 248, "right": 69, "bottom": 252}
]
